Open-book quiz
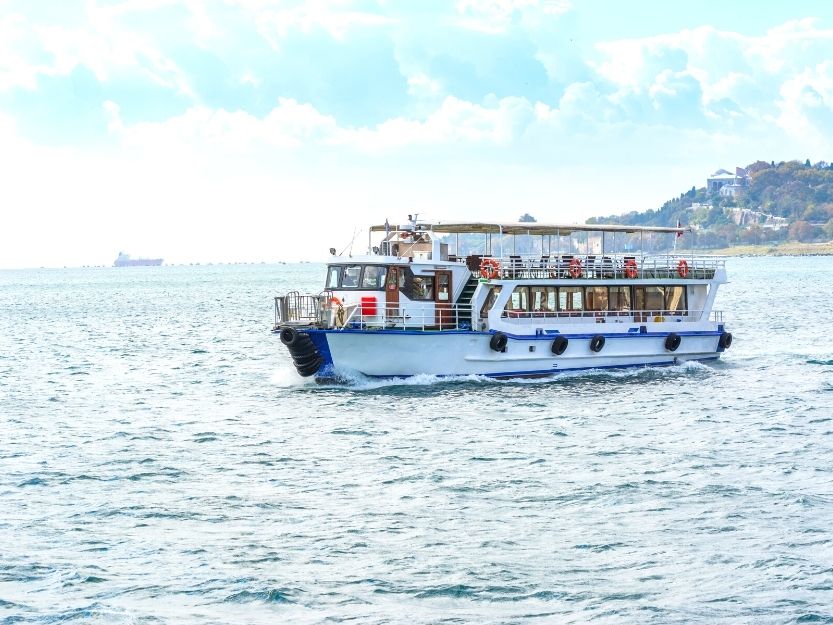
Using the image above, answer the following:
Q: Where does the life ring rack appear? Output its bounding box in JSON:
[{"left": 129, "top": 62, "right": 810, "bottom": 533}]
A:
[
  {"left": 480, "top": 258, "right": 501, "bottom": 280},
  {"left": 568, "top": 257, "right": 583, "bottom": 279},
  {"left": 624, "top": 258, "right": 638, "bottom": 279}
]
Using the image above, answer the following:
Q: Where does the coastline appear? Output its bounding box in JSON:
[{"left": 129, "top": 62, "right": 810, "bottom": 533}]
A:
[{"left": 700, "top": 241, "right": 833, "bottom": 257}]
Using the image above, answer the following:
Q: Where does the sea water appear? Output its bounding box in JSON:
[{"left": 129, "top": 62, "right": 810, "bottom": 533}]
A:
[{"left": 1, "top": 257, "right": 832, "bottom": 624}]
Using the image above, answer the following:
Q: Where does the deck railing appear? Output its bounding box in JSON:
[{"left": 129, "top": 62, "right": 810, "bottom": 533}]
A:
[
  {"left": 274, "top": 295, "right": 477, "bottom": 331},
  {"left": 500, "top": 308, "right": 723, "bottom": 323},
  {"left": 338, "top": 303, "right": 476, "bottom": 331},
  {"left": 466, "top": 253, "right": 724, "bottom": 280},
  {"left": 275, "top": 293, "right": 724, "bottom": 331},
  {"left": 274, "top": 291, "right": 329, "bottom": 327}
]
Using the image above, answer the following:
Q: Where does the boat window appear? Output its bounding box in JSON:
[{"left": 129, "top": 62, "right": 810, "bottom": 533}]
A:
[
  {"left": 634, "top": 286, "right": 664, "bottom": 312},
  {"left": 505, "top": 286, "right": 529, "bottom": 313},
  {"left": 559, "top": 286, "right": 583, "bottom": 312},
  {"left": 530, "top": 286, "right": 557, "bottom": 313},
  {"left": 385, "top": 267, "right": 398, "bottom": 291},
  {"left": 341, "top": 265, "right": 362, "bottom": 288},
  {"left": 665, "top": 286, "right": 687, "bottom": 313},
  {"left": 480, "top": 286, "right": 502, "bottom": 318},
  {"left": 411, "top": 276, "right": 434, "bottom": 300},
  {"left": 361, "top": 265, "right": 387, "bottom": 289},
  {"left": 326, "top": 266, "right": 341, "bottom": 289},
  {"left": 586, "top": 286, "right": 608, "bottom": 312},
  {"left": 609, "top": 286, "right": 632, "bottom": 312},
  {"left": 435, "top": 273, "right": 450, "bottom": 301}
]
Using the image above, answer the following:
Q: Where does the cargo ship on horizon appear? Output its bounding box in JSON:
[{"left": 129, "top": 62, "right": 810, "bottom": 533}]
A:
[{"left": 113, "top": 252, "right": 163, "bottom": 267}]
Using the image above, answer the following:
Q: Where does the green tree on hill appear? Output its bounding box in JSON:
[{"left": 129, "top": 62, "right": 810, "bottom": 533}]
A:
[{"left": 588, "top": 159, "right": 833, "bottom": 244}]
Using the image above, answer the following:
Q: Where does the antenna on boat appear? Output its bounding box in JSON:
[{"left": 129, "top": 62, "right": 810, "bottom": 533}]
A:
[{"left": 339, "top": 227, "right": 361, "bottom": 257}]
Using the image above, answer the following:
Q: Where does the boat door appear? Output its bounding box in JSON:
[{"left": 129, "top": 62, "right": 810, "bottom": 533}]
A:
[
  {"left": 385, "top": 266, "right": 400, "bottom": 317},
  {"left": 434, "top": 270, "right": 452, "bottom": 328}
]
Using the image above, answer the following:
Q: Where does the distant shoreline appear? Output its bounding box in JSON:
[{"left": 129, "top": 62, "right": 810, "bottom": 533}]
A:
[{"left": 699, "top": 241, "right": 833, "bottom": 257}]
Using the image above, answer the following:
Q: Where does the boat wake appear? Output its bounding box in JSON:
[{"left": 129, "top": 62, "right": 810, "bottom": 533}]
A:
[{"left": 271, "top": 360, "right": 715, "bottom": 392}]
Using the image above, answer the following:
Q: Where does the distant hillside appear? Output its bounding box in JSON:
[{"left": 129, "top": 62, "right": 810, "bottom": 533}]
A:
[{"left": 587, "top": 160, "right": 833, "bottom": 247}]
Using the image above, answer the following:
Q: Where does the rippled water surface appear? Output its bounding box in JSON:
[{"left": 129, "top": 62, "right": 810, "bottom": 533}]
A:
[{"left": 1, "top": 257, "right": 832, "bottom": 624}]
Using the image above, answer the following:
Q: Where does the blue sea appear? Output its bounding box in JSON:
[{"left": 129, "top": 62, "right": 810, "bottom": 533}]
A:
[{"left": 1, "top": 257, "right": 832, "bottom": 624}]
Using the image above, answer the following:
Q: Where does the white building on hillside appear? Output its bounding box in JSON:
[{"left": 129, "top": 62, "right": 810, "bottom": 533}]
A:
[{"left": 708, "top": 167, "right": 749, "bottom": 197}]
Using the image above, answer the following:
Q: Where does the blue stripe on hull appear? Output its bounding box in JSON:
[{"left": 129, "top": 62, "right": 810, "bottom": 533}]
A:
[
  {"left": 479, "top": 356, "right": 720, "bottom": 379},
  {"left": 305, "top": 330, "right": 335, "bottom": 376}
]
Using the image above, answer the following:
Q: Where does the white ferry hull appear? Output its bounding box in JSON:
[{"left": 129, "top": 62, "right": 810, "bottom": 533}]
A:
[{"left": 306, "top": 327, "right": 726, "bottom": 380}]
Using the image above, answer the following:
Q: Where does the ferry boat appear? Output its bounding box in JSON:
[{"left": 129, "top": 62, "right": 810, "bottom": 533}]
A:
[{"left": 273, "top": 218, "right": 732, "bottom": 381}]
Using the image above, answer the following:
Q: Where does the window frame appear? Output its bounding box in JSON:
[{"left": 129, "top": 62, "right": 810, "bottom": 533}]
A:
[
  {"left": 585, "top": 286, "right": 609, "bottom": 313},
  {"left": 504, "top": 286, "right": 530, "bottom": 317},
  {"left": 529, "top": 286, "right": 557, "bottom": 315},
  {"left": 360, "top": 265, "right": 388, "bottom": 290},
  {"left": 480, "top": 286, "right": 503, "bottom": 319},
  {"left": 325, "top": 264, "right": 390, "bottom": 291},
  {"left": 608, "top": 286, "right": 632, "bottom": 315},
  {"left": 410, "top": 275, "right": 435, "bottom": 301},
  {"left": 634, "top": 285, "right": 688, "bottom": 314},
  {"left": 558, "top": 286, "right": 584, "bottom": 315}
]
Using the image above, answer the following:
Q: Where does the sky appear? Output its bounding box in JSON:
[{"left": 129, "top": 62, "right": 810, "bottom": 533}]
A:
[{"left": 1, "top": 0, "right": 832, "bottom": 268}]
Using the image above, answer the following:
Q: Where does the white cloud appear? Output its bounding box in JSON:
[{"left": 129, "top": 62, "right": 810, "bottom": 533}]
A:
[
  {"left": 406, "top": 72, "right": 442, "bottom": 98},
  {"left": 587, "top": 19, "right": 833, "bottom": 137},
  {"left": 102, "top": 94, "right": 553, "bottom": 154},
  {"left": 239, "top": 0, "right": 395, "bottom": 47},
  {"left": 106, "top": 97, "right": 338, "bottom": 150},
  {"left": 0, "top": 13, "right": 48, "bottom": 90},
  {"left": 776, "top": 60, "right": 833, "bottom": 149},
  {"left": 455, "top": 0, "right": 571, "bottom": 34},
  {"left": 0, "top": 2, "right": 195, "bottom": 96}
]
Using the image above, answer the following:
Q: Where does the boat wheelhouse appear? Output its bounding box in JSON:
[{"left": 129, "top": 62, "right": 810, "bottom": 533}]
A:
[{"left": 274, "top": 218, "right": 732, "bottom": 380}]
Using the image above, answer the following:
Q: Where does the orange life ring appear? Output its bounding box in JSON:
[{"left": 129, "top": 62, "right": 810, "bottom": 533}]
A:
[
  {"left": 677, "top": 259, "right": 689, "bottom": 278},
  {"left": 479, "top": 258, "right": 501, "bottom": 280},
  {"left": 330, "top": 296, "right": 343, "bottom": 307},
  {"left": 568, "top": 257, "right": 583, "bottom": 279},
  {"left": 624, "top": 258, "right": 638, "bottom": 279}
]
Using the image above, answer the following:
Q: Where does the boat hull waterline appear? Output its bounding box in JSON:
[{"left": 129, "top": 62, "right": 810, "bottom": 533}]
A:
[{"left": 281, "top": 327, "right": 728, "bottom": 382}]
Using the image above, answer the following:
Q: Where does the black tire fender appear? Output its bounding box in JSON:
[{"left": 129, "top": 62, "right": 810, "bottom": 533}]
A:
[
  {"left": 589, "top": 335, "right": 605, "bottom": 353},
  {"left": 665, "top": 333, "right": 681, "bottom": 352},
  {"left": 296, "top": 357, "right": 324, "bottom": 377},
  {"left": 489, "top": 332, "right": 508, "bottom": 352},
  {"left": 279, "top": 326, "right": 298, "bottom": 346},
  {"left": 551, "top": 336, "right": 568, "bottom": 355},
  {"left": 293, "top": 353, "right": 322, "bottom": 369},
  {"left": 719, "top": 332, "right": 733, "bottom": 350}
]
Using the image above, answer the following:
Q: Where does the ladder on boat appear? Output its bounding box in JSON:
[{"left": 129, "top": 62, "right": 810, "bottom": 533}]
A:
[{"left": 454, "top": 275, "right": 480, "bottom": 328}]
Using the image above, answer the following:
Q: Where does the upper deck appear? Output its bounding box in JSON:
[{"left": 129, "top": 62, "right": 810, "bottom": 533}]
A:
[
  {"left": 274, "top": 217, "right": 728, "bottom": 332},
  {"left": 453, "top": 253, "right": 724, "bottom": 282},
  {"left": 366, "top": 219, "right": 722, "bottom": 281}
]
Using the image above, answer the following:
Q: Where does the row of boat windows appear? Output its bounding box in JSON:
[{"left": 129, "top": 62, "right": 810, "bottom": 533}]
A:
[
  {"left": 327, "top": 265, "right": 388, "bottom": 290},
  {"left": 484, "top": 285, "right": 688, "bottom": 316},
  {"left": 326, "top": 264, "right": 443, "bottom": 301}
]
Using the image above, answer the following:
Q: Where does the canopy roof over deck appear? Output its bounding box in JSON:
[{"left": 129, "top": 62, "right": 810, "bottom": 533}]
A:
[{"left": 370, "top": 221, "right": 687, "bottom": 237}]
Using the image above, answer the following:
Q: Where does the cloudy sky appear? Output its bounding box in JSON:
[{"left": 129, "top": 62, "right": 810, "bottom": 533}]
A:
[{"left": 1, "top": 0, "right": 832, "bottom": 267}]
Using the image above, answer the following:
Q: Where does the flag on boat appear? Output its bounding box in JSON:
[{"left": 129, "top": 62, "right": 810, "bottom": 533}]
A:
[{"left": 676, "top": 219, "right": 683, "bottom": 238}]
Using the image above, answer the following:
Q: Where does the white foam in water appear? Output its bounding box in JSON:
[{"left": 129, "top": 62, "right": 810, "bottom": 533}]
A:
[
  {"left": 312, "top": 368, "right": 492, "bottom": 390},
  {"left": 269, "top": 365, "right": 315, "bottom": 388},
  {"left": 303, "top": 360, "right": 717, "bottom": 390}
]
